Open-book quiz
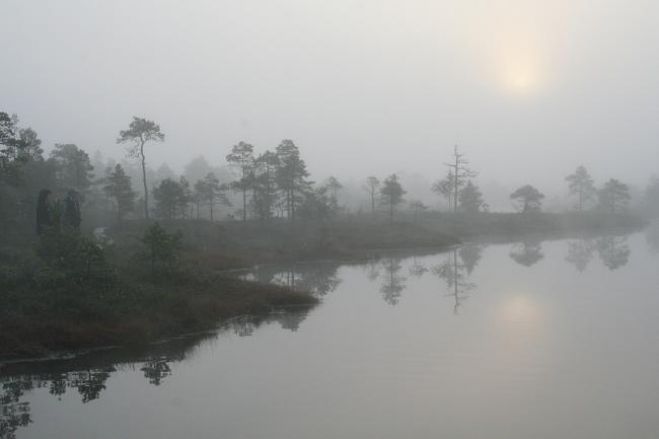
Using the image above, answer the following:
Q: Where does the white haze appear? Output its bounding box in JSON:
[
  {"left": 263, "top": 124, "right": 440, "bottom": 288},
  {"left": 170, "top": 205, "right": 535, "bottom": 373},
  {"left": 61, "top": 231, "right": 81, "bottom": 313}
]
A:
[{"left": 2, "top": 0, "right": 658, "bottom": 209}]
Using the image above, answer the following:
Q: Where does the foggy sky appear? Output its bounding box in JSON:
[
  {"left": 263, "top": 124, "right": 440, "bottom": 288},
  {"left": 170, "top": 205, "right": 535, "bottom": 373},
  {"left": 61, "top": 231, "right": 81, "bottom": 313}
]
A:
[{"left": 2, "top": 0, "right": 658, "bottom": 199}]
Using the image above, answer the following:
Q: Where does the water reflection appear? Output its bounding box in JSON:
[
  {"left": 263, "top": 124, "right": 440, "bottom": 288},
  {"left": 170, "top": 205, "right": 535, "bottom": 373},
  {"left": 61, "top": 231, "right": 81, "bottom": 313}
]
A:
[
  {"left": 4, "top": 232, "right": 651, "bottom": 439},
  {"left": 596, "top": 236, "right": 630, "bottom": 270},
  {"left": 408, "top": 257, "right": 429, "bottom": 278},
  {"left": 252, "top": 262, "right": 342, "bottom": 297},
  {"left": 459, "top": 244, "right": 483, "bottom": 274},
  {"left": 0, "top": 307, "right": 314, "bottom": 439},
  {"left": 565, "top": 238, "right": 596, "bottom": 272},
  {"left": 509, "top": 240, "right": 544, "bottom": 267},
  {"left": 645, "top": 223, "right": 659, "bottom": 253},
  {"left": 379, "top": 257, "right": 407, "bottom": 306},
  {"left": 1, "top": 376, "right": 32, "bottom": 439},
  {"left": 433, "top": 248, "right": 478, "bottom": 314}
]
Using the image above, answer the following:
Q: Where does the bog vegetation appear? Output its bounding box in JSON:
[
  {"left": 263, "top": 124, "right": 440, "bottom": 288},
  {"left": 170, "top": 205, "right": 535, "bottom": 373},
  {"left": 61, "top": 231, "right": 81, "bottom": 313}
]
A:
[{"left": 1, "top": 111, "right": 656, "bottom": 357}]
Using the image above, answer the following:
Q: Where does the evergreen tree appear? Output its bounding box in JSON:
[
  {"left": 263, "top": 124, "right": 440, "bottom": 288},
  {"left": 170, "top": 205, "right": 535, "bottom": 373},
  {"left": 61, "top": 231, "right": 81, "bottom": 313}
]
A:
[
  {"left": 226, "top": 141, "right": 255, "bottom": 223},
  {"left": 598, "top": 179, "right": 630, "bottom": 213},
  {"left": 444, "top": 145, "right": 476, "bottom": 213},
  {"left": 275, "top": 139, "right": 310, "bottom": 222},
  {"left": 252, "top": 151, "right": 279, "bottom": 221},
  {"left": 194, "top": 172, "right": 229, "bottom": 221},
  {"left": 363, "top": 176, "right": 380, "bottom": 215},
  {"left": 458, "top": 180, "right": 484, "bottom": 213},
  {"left": 117, "top": 117, "right": 165, "bottom": 220},
  {"left": 380, "top": 174, "right": 406, "bottom": 223},
  {"left": 432, "top": 170, "right": 456, "bottom": 211},
  {"left": 566, "top": 165, "right": 596, "bottom": 211},
  {"left": 50, "top": 144, "right": 94, "bottom": 192},
  {"left": 103, "top": 164, "right": 136, "bottom": 222},
  {"left": 153, "top": 178, "right": 187, "bottom": 220},
  {"left": 510, "top": 185, "right": 544, "bottom": 212}
]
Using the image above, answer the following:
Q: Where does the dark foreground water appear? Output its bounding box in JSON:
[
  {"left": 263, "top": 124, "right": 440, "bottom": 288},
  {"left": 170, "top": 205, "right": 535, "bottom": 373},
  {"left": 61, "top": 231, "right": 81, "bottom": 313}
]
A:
[{"left": 3, "top": 228, "right": 659, "bottom": 439}]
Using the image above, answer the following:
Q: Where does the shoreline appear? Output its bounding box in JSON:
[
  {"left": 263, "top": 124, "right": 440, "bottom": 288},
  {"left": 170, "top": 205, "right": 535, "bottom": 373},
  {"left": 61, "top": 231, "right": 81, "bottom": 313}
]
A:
[{"left": 0, "top": 212, "right": 648, "bottom": 361}]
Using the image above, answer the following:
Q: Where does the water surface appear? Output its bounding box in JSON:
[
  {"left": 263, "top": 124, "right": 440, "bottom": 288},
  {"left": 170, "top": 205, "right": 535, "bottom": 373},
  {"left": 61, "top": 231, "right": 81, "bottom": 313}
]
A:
[{"left": 3, "top": 229, "right": 659, "bottom": 439}]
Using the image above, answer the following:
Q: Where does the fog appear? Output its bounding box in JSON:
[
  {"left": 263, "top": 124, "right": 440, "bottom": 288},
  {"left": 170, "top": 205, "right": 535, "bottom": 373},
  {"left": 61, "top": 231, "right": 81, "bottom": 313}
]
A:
[{"left": 3, "top": 0, "right": 658, "bottom": 207}]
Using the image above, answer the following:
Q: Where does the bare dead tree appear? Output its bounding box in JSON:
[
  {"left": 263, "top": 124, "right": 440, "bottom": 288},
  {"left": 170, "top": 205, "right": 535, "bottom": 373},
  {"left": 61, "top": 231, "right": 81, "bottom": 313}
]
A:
[{"left": 444, "top": 145, "right": 477, "bottom": 213}]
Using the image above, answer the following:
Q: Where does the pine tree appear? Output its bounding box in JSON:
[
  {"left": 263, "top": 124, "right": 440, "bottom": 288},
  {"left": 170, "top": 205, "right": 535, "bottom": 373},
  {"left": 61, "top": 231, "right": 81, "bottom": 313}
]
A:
[
  {"left": 103, "top": 164, "right": 136, "bottom": 222},
  {"left": 380, "top": 174, "right": 406, "bottom": 223},
  {"left": 275, "top": 139, "right": 310, "bottom": 222},
  {"left": 566, "top": 165, "right": 596, "bottom": 211}
]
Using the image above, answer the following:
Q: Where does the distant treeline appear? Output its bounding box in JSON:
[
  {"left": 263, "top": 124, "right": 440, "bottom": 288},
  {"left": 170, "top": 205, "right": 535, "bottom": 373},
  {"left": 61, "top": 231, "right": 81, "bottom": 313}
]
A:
[{"left": 2, "top": 111, "right": 659, "bottom": 235}]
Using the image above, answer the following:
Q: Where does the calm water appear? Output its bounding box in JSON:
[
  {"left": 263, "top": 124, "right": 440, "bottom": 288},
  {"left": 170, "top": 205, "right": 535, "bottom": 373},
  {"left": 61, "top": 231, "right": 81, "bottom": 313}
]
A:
[{"left": 3, "top": 228, "right": 659, "bottom": 439}]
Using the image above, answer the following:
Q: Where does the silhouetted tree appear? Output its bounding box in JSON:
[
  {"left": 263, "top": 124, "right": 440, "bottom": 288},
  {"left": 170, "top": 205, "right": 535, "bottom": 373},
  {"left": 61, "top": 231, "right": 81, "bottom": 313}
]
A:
[
  {"left": 0, "top": 112, "right": 30, "bottom": 183},
  {"left": 380, "top": 174, "right": 405, "bottom": 223},
  {"left": 566, "top": 165, "right": 596, "bottom": 211},
  {"left": 458, "top": 180, "right": 484, "bottom": 213},
  {"left": 298, "top": 185, "right": 332, "bottom": 220},
  {"left": 444, "top": 145, "right": 477, "bottom": 213},
  {"left": 252, "top": 151, "right": 279, "bottom": 221},
  {"left": 598, "top": 178, "right": 630, "bottom": 213},
  {"left": 510, "top": 184, "right": 544, "bottom": 212},
  {"left": 432, "top": 170, "right": 455, "bottom": 211},
  {"left": 117, "top": 117, "right": 165, "bottom": 219},
  {"left": 35, "top": 189, "right": 54, "bottom": 235},
  {"left": 141, "top": 222, "right": 182, "bottom": 277},
  {"left": 194, "top": 172, "right": 229, "bottom": 221},
  {"left": 50, "top": 143, "right": 94, "bottom": 192},
  {"left": 153, "top": 178, "right": 187, "bottom": 220},
  {"left": 323, "top": 176, "right": 343, "bottom": 216},
  {"left": 409, "top": 199, "right": 428, "bottom": 221},
  {"left": 103, "top": 164, "right": 135, "bottom": 222},
  {"left": 363, "top": 176, "right": 380, "bottom": 215},
  {"left": 226, "top": 141, "right": 255, "bottom": 223},
  {"left": 62, "top": 190, "right": 82, "bottom": 231},
  {"left": 275, "top": 139, "right": 310, "bottom": 222}
]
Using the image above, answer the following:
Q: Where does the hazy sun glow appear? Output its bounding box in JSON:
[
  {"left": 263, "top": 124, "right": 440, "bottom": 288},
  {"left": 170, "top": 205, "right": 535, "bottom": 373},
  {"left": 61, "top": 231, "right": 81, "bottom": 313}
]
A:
[
  {"left": 498, "top": 51, "right": 543, "bottom": 96},
  {"left": 498, "top": 294, "right": 543, "bottom": 326}
]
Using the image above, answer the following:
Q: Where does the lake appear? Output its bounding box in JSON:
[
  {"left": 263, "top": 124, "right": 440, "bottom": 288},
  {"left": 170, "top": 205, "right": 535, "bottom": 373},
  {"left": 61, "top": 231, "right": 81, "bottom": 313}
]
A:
[{"left": 3, "top": 228, "right": 659, "bottom": 439}]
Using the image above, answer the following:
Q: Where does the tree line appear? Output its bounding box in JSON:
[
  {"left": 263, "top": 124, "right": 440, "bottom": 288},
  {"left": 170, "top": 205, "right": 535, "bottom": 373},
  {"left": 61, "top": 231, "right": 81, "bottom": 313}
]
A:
[{"left": 3, "top": 111, "right": 659, "bottom": 235}]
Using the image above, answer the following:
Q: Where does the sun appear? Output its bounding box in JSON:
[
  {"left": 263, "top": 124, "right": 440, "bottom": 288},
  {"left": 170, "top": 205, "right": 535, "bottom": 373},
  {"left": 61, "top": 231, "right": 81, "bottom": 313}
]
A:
[{"left": 500, "top": 56, "right": 542, "bottom": 96}]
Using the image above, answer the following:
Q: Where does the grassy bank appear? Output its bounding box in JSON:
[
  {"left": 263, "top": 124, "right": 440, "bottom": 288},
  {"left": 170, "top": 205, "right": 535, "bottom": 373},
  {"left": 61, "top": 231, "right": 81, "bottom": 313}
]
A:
[
  {"left": 107, "top": 219, "right": 461, "bottom": 271},
  {"left": 0, "top": 234, "right": 317, "bottom": 360},
  {"left": 0, "top": 211, "right": 646, "bottom": 359}
]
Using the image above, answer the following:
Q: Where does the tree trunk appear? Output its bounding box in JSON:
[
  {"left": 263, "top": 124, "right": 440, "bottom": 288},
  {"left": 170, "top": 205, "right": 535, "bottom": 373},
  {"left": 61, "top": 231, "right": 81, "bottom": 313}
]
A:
[
  {"left": 242, "top": 188, "right": 247, "bottom": 223},
  {"left": 210, "top": 198, "right": 214, "bottom": 221},
  {"left": 140, "top": 142, "right": 149, "bottom": 220},
  {"left": 453, "top": 158, "right": 459, "bottom": 213},
  {"left": 578, "top": 187, "right": 583, "bottom": 212}
]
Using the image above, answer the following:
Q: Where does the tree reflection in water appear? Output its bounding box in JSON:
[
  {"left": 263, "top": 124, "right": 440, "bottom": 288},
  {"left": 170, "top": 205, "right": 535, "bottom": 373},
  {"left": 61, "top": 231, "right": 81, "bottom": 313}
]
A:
[
  {"left": 379, "top": 257, "right": 407, "bottom": 305},
  {"left": 1, "top": 375, "right": 32, "bottom": 439},
  {"left": 0, "top": 304, "right": 314, "bottom": 439},
  {"left": 565, "top": 238, "right": 596, "bottom": 272},
  {"left": 596, "top": 236, "right": 630, "bottom": 270},
  {"left": 645, "top": 223, "right": 659, "bottom": 254},
  {"left": 509, "top": 241, "right": 544, "bottom": 267},
  {"left": 432, "top": 247, "right": 479, "bottom": 314},
  {"left": 408, "top": 256, "right": 428, "bottom": 278},
  {"left": 255, "top": 262, "right": 342, "bottom": 298}
]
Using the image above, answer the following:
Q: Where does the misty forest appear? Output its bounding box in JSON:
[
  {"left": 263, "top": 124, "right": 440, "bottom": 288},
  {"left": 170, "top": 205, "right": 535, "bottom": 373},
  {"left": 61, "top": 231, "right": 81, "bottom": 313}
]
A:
[{"left": 3, "top": 1, "right": 659, "bottom": 439}]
